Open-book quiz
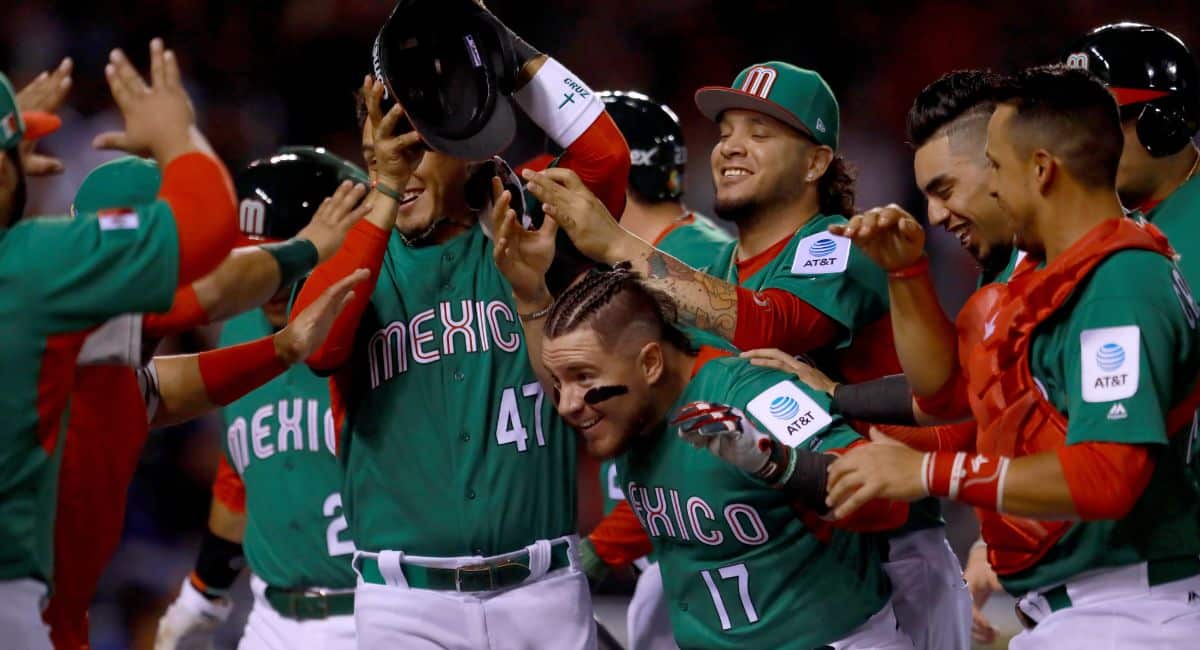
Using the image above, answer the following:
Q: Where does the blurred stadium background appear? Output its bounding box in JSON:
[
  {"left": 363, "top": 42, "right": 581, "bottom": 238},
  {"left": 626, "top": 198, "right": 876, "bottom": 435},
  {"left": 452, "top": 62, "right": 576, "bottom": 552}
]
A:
[{"left": 4, "top": 1, "right": 1199, "bottom": 648}]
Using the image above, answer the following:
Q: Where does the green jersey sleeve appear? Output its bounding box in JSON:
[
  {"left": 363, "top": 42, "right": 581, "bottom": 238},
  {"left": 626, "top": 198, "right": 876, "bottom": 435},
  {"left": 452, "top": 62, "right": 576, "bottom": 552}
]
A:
[
  {"left": 705, "top": 358, "right": 862, "bottom": 452},
  {"left": 15, "top": 201, "right": 179, "bottom": 331},
  {"left": 1034, "top": 251, "right": 1198, "bottom": 446},
  {"left": 755, "top": 217, "right": 890, "bottom": 349}
]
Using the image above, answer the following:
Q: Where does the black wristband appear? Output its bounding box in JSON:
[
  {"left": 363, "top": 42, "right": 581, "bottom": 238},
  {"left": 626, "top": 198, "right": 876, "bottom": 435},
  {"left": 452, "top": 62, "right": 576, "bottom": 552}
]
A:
[
  {"left": 260, "top": 238, "right": 319, "bottom": 291},
  {"left": 194, "top": 529, "right": 245, "bottom": 596},
  {"left": 832, "top": 374, "right": 918, "bottom": 425},
  {"left": 778, "top": 450, "right": 836, "bottom": 515}
]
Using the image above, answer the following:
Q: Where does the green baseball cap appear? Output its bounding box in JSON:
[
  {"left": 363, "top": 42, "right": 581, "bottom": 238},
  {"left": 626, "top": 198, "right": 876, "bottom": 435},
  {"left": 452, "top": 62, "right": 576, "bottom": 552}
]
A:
[
  {"left": 0, "top": 71, "right": 62, "bottom": 151},
  {"left": 72, "top": 156, "right": 162, "bottom": 216},
  {"left": 695, "top": 61, "right": 840, "bottom": 150}
]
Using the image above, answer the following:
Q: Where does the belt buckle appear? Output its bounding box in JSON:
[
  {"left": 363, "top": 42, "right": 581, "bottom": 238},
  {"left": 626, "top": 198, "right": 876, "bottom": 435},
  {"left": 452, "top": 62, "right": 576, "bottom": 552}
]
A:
[
  {"left": 455, "top": 563, "right": 494, "bottom": 592},
  {"left": 300, "top": 588, "right": 331, "bottom": 619}
]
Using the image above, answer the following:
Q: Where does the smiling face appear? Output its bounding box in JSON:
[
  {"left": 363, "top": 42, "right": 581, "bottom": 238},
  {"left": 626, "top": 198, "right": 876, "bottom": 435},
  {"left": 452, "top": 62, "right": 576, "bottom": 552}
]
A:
[
  {"left": 360, "top": 118, "right": 472, "bottom": 238},
  {"left": 913, "top": 123, "right": 1014, "bottom": 268},
  {"left": 542, "top": 327, "right": 661, "bottom": 459},
  {"left": 710, "top": 109, "right": 821, "bottom": 222},
  {"left": 985, "top": 104, "right": 1042, "bottom": 254}
]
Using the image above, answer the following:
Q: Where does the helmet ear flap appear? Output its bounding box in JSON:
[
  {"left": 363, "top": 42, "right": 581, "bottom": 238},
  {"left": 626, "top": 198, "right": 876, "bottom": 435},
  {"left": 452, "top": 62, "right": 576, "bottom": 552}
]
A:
[{"left": 1136, "top": 97, "right": 1200, "bottom": 158}]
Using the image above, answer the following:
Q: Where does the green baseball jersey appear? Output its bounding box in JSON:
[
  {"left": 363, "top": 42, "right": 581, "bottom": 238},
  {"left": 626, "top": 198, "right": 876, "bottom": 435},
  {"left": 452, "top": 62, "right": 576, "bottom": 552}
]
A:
[
  {"left": 220, "top": 310, "right": 356, "bottom": 589},
  {"left": 705, "top": 213, "right": 890, "bottom": 354},
  {"left": 616, "top": 356, "right": 892, "bottom": 649},
  {"left": 601, "top": 213, "right": 734, "bottom": 515},
  {"left": 0, "top": 204, "right": 179, "bottom": 583},
  {"left": 1003, "top": 249, "right": 1200, "bottom": 593},
  {"left": 338, "top": 224, "right": 576, "bottom": 557},
  {"left": 1148, "top": 173, "right": 1200, "bottom": 290}
]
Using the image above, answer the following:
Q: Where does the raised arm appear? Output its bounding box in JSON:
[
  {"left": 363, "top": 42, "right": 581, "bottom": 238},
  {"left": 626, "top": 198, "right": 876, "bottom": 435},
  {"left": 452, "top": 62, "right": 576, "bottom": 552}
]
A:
[
  {"left": 291, "top": 77, "right": 422, "bottom": 371},
  {"left": 148, "top": 270, "right": 366, "bottom": 428}
]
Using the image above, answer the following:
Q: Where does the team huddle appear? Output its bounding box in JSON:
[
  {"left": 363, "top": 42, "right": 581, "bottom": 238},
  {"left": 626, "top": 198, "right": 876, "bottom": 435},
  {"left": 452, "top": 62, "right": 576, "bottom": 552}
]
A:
[{"left": 1, "top": 1, "right": 1199, "bottom": 648}]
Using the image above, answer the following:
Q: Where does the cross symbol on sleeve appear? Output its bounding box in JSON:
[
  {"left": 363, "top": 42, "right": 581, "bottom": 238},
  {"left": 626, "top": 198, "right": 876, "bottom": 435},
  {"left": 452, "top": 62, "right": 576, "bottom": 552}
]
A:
[{"left": 558, "top": 92, "right": 576, "bottom": 109}]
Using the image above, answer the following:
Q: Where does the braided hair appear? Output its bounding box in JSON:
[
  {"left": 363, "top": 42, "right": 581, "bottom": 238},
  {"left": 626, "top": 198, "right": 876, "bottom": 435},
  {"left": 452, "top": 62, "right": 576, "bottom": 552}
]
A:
[{"left": 544, "top": 263, "right": 694, "bottom": 352}]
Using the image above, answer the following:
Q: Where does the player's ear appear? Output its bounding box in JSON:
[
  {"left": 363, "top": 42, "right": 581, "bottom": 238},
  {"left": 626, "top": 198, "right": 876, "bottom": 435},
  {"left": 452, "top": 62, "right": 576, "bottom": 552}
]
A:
[
  {"left": 805, "top": 144, "right": 834, "bottom": 184},
  {"left": 1031, "top": 149, "right": 1055, "bottom": 196},
  {"left": 637, "top": 341, "right": 665, "bottom": 385}
]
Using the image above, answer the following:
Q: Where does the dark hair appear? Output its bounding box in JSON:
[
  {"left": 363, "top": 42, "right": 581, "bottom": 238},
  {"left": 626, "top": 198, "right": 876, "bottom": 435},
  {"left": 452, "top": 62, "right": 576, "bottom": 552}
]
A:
[
  {"left": 907, "top": 70, "right": 1005, "bottom": 148},
  {"left": 817, "top": 154, "right": 856, "bottom": 217},
  {"left": 545, "top": 264, "right": 693, "bottom": 352},
  {"left": 993, "top": 65, "right": 1123, "bottom": 189}
]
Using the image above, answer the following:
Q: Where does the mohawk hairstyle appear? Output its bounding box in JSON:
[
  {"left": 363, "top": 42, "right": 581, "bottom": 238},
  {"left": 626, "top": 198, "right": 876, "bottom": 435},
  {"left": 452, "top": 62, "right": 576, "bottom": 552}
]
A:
[
  {"left": 992, "top": 64, "right": 1123, "bottom": 189},
  {"left": 906, "top": 70, "right": 1006, "bottom": 149},
  {"left": 544, "top": 263, "right": 694, "bottom": 352}
]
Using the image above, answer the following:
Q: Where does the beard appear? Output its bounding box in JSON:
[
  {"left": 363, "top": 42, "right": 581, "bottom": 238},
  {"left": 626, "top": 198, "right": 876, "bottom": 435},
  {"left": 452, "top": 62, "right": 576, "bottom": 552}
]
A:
[{"left": 714, "top": 194, "right": 761, "bottom": 223}]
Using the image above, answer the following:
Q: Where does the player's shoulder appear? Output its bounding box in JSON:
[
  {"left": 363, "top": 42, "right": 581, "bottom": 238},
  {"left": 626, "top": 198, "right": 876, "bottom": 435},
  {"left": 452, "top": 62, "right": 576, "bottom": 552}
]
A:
[
  {"left": 779, "top": 213, "right": 864, "bottom": 278},
  {"left": 680, "top": 212, "right": 733, "bottom": 242},
  {"left": 1082, "top": 248, "right": 1178, "bottom": 304}
]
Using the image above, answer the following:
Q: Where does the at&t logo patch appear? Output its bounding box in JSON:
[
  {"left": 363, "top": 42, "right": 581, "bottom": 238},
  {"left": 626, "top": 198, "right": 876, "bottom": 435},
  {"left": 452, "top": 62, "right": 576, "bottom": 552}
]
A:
[
  {"left": 768, "top": 396, "right": 800, "bottom": 420},
  {"left": 746, "top": 380, "right": 832, "bottom": 447},
  {"left": 1080, "top": 326, "right": 1140, "bottom": 403},
  {"left": 791, "top": 232, "right": 850, "bottom": 275}
]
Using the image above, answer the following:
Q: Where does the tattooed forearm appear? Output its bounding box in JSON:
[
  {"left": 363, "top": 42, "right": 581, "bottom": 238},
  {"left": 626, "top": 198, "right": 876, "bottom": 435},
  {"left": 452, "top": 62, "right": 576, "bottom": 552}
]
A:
[{"left": 641, "top": 251, "right": 738, "bottom": 338}]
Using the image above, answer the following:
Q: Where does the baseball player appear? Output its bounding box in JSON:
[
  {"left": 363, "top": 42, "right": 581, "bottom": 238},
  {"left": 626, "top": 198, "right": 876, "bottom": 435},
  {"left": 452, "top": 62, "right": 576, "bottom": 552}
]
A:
[
  {"left": 46, "top": 148, "right": 371, "bottom": 648},
  {"left": 154, "top": 149, "right": 372, "bottom": 650},
  {"left": 289, "top": 3, "right": 629, "bottom": 645},
  {"left": 524, "top": 61, "right": 967, "bottom": 650},
  {"left": 828, "top": 66, "right": 1200, "bottom": 649},
  {"left": 745, "top": 68, "right": 1013, "bottom": 646},
  {"left": 1066, "top": 24, "right": 1200, "bottom": 280},
  {"left": 0, "top": 39, "right": 243, "bottom": 648},
  {"left": 583, "top": 89, "right": 731, "bottom": 650},
  {"left": 505, "top": 262, "right": 914, "bottom": 648}
]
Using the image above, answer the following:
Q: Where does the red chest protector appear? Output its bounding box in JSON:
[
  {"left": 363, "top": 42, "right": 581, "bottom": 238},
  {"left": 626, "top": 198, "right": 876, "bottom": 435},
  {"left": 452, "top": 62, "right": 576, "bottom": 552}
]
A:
[{"left": 956, "top": 218, "right": 1192, "bottom": 575}]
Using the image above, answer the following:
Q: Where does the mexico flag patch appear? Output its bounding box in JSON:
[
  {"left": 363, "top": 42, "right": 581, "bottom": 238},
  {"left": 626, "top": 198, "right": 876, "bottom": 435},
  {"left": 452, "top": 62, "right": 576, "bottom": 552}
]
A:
[{"left": 97, "top": 208, "right": 140, "bottom": 231}]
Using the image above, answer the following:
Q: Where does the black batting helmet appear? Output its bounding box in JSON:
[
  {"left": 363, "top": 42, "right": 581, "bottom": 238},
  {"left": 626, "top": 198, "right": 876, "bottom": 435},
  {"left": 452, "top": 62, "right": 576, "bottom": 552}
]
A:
[
  {"left": 600, "top": 91, "right": 686, "bottom": 202},
  {"left": 235, "top": 146, "right": 369, "bottom": 244},
  {"left": 372, "top": 0, "right": 519, "bottom": 161},
  {"left": 1065, "top": 23, "right": 1200, "bottom": 157}
]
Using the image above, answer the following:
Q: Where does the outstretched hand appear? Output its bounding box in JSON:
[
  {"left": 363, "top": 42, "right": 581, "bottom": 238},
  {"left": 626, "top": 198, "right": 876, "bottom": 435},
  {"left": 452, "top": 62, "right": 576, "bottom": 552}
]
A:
[
  {"left": 15, "top": 57, "right": 72, "bottom": 176},
  {"left": 274, "top": 269, "right": 369, "bottom": 364},
  {"left": 522, "top": 167, "right": 628, "bottom": 264},
  {"left": 93, "top": 38, "right": 206, "bottom": 164},
  {"left": 828, "top": 204, "right": 925, "bottom": 272},
  {"left": 296, "top": 181, "right": 372, "bottom": 262},
  {"left": 492, "top": 176, "right": 556, "bottom": 306},
  {"left": 825, "top": 428, "right": 925, "bottom": 519}
]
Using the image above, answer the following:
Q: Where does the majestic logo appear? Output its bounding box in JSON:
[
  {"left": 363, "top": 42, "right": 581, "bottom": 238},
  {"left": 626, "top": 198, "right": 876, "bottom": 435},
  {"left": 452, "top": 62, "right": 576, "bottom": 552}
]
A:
[
  {"left": 1096, "top": 343, "right": 1125, "bottom": 372},
  {"left": 1107, "top": 403, "right": 1128, "bottom": 421},
  {"left": 1081, "top": 326, "right": 1140, "bottom": 403},
  {"left": 239, "top": 199, "right": 266, "bottom": 236},
  {"left": 769, "top": 396, "right": 801, "bottom": 420},
  {"left": 808, "top": 237, "right": 837, "bottom": 258},
  {"left": 1065, "top": 53, "right": 1090, "bottom": 70},
  {"left": 741, "top": 66, "right": 778, "bottom": 99}
]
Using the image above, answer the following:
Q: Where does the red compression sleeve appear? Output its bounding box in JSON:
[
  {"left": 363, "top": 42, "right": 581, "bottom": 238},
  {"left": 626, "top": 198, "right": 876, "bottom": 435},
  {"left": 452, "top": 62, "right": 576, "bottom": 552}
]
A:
[
  {"left": 1058, "top": 442, "right": 1154, "bottom": 521},
  {"left": 823, "top": 440, "right": 910, "bottom": 532},
  {"left": 733, "top": 287, "right": 843, "bottom": 354},
  {"left": 158, "top": 152, "right": 238, "bottom": 286},
  {"left": 211, "top": 455, "right": 246, "bottom": 514},
  {"left": 143, "top": 284, "right": 209, "bottom": 338},
  {"left": 912, "top": 364, "right": 973, "bottom": 421},
  {"left": 588, "top": 500, "right": 653, "bottom": 568},
  {"left": 556, "top": 112, "right": 631, "bottom": 221},
  {"left": 292, "top": 219, "right": 391, "bottom": 371},
  {"left": 197, "top": 336, "right": 287, "bottom": 406},
  {"left": 873, "top": 421, "right": 977, "bottom": 453}
]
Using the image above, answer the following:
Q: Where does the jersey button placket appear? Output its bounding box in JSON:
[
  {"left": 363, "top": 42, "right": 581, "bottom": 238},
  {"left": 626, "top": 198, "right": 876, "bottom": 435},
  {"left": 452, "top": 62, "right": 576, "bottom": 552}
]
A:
[
  {"left": 466, "top": 489, "right": 476, "bottom": 500},
  {"left": 453, "top": 370, "right": 465, "bottom": 382},
  {"left": 460, "top": 432, "right": 470, "bottom": 442}
]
